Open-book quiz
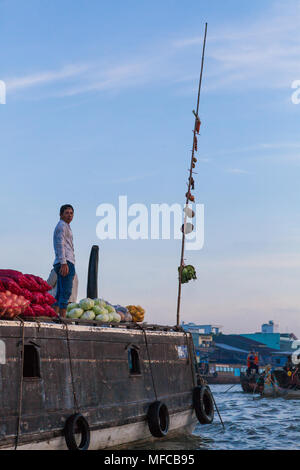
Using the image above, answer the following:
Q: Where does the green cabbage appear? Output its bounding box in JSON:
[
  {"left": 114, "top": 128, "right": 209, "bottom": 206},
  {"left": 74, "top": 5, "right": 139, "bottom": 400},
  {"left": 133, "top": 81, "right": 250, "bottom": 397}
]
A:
[
  {"left": 92, "top": 305, "right": 102, "bottom": 316},
  {"left": 93, "top": 306, "right": 108, "bottom": 316},
  {"left": 111, "top": 312, "right": 121, "bottom": 323},
  {"left": 81, "top": 310, "right": 95, "bottom": 320},
  {"left": 67, "top": 302, "right": 79, "bottom": 312},
  {"left": 67, "top": 308, "right": 83, "bottom": 319},
  {"left": 106, "top": 304, "right": 115, "bottom": 314},
  {"left": 79, "top": 298, "right": 95, "bottom": 311},
  {"left": 94, "top": 298, "right": 107, "bottom": 308},
  {"left": 96, "top": 313, "right": 110, "bottom": 322}
]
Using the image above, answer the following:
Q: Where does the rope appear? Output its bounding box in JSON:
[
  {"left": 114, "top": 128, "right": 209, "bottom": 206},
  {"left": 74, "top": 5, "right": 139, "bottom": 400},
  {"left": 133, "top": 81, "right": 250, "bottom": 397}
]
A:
[
  {"left": 224, "top": 383, "right": 238, "bottom": 393},
  {"left": 138, "top": 325, "right": 158, "bottom": 401},
  {"left": 62, "top": 320, "right": 80, "bottom": 413},
  {"left": 15, "top": 317, "right": 25, "bottom": 450},
  {"left": 182, "top": 331, "right": 225, "bottom": 429},
  {"left": 183, "top": 331, "right": 196, "bottom": 388},
  {"left": 211, "top": 393, "right": 225, "bottom": 430}
]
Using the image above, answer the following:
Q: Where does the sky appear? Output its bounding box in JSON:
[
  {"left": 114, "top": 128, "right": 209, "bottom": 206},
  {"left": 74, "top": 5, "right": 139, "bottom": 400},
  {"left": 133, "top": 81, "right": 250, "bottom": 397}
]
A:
[{"left": 1, "top": 0, "right": 300, "bottom": 335}]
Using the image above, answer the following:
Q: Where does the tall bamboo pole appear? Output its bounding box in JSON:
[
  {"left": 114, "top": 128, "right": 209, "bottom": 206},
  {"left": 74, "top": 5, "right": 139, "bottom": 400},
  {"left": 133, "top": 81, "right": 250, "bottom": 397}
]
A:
[{"left": 176, "top": 23, "right": 208, "bottom": 327}]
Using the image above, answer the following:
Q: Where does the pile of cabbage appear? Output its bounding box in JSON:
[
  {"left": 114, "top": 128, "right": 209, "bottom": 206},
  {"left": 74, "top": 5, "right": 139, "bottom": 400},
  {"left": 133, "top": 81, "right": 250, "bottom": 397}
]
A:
[{"left": 67, "top": 298, "right": 122, "bottom": 322}]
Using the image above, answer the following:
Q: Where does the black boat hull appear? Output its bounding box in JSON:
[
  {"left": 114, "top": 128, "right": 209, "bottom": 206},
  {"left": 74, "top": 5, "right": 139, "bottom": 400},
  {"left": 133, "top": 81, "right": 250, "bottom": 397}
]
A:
[{"left": 0, "top": 319, "right": 199, "bottom": 449}]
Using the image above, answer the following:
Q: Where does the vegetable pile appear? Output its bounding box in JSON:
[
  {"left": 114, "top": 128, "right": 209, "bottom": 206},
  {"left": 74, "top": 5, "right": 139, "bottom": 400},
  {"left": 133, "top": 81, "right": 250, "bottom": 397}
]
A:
[
  {"left": 67, "top": 298, "right": 145, "bottom": 324},
  {"left": 126, "top": 305, "right": 145, "bottom": 323},
  {"left": 0, "top": 269, "right": 57, "bottom": 319},
  {"left": 0, "top": 291, "right": 30, "bottom": 318},
  {"left": 67, "top": 298, "right": 121, "bottom": 322}
]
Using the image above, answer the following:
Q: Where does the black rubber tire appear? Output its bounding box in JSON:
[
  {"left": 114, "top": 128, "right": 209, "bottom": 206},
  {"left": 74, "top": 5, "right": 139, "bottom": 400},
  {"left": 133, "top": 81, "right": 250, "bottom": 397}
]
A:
[
  {"left": 147, "top": 401, "right": 169, "bottom": 438},
  {"left": 64, "top": 413, "right": 90, "bottom": 450},
  {"left": 193, "top": 385, "right": 214, "bottom": 425}
]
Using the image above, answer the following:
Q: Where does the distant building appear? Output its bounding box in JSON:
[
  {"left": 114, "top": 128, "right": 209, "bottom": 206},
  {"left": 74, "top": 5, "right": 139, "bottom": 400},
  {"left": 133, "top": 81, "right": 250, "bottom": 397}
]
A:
[
  {"left": 261, "top": 320, "right": 278, "bottom": 334},
  {"left": 181, "top": 323, "right": 220, "bottom": 363},
  {"left": 181, "top": 322, "right": 277, "bottom": 365},
  {"left": 181, "top": 323, "right": 222, "bottom": 335},
  {"left": 211, "top": 334, "right": 277, "bottom": 366},
  {"left": 240, "top": 320, "right": 297, "bottom": 351},
  {"left": 181, "top": 321, "right": 296, "bottom": 369}
]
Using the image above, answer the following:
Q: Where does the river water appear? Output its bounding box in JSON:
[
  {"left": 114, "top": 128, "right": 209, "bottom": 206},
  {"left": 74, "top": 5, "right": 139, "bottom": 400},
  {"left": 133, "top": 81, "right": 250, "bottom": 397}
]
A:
[{"left": 128, "top": 384, "right": 300, "bottom": 450}]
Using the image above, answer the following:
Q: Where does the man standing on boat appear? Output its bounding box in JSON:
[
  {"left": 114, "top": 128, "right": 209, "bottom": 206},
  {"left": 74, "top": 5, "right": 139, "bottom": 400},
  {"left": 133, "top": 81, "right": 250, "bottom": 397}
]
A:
[
  {"left": 246, "top": 350, "right": 256, "bottom": 375},
  {"left": 53, "top": 204, "right": 76, "bottom": 318}
]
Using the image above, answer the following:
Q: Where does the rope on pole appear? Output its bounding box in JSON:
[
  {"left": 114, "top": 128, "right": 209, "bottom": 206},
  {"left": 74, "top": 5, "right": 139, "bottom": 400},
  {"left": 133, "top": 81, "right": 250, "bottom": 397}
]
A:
[{"left": 176, "top": 23, "right": 208, "bottom": 326}]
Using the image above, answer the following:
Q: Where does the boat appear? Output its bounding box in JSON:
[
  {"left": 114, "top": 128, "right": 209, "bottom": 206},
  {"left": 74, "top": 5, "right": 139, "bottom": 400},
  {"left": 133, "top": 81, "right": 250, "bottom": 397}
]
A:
[
  {"left": 0, "top": 25, "right": 215, "bottom": 450},
  {"left": 240, "top": 366, "right": 300, "bottom": 398},
  {"left": 261, "top": 367, "right": 300, "bottom": 398},
  {"left": 262, "top": 383, "right": 300, "bottom": 399},
  {"left": 240, "top": 371, "right": 264, "bottom": 394},
  {"left": 0, "top": 239, "right": 217, "bottom": 450},
  {"left": 202, "top": 363, "right": 246, "bottom": 384},
  {"left": 0, "top": 315, "right": 215, "bottom": 450}
]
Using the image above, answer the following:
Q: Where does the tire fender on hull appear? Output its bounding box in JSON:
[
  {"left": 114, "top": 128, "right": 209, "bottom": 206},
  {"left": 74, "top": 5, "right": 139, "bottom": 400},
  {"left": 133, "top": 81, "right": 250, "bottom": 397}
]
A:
[
  {"left": 64, "top": 413, "right": 90, "bottom": 450},
  {"left": 147, "top": 401, "right": 169, "bottom": 438},
  {"left": 193, "top": 385, "right": 214, "bottom": 425}
]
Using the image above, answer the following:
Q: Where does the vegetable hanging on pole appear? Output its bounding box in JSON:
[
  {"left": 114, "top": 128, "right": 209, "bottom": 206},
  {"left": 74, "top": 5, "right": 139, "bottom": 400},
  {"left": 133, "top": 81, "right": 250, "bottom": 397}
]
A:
[{"left": 176, "top": 23, "right": 208, "bottom": 327}]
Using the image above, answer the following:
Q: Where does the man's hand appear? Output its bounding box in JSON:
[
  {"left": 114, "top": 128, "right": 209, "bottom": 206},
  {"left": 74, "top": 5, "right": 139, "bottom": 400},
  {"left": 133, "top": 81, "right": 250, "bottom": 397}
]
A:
[{"left": 59, "top": 263, "right": 69, "bottom": 277}]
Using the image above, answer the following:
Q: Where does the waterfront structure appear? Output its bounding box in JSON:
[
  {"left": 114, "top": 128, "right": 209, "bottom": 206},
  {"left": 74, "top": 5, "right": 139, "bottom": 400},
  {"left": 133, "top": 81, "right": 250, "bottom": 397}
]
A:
[
  {"left": 240, "top": 320, "right": 297, "bottom": 352},
  {"left": 182, "top": 321, "right": 297, "bottom": 382}
]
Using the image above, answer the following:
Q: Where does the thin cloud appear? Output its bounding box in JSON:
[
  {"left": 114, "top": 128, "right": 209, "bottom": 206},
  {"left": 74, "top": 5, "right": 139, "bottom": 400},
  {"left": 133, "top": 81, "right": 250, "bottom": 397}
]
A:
[
  {"left": 174, "top": 1, "right": 300, "bottom": 91},
  {"left": 5, "top": 1, "right": 300, "bottom": 99},
  {"left": 6, "top": 64, "right": 90, "bottom": 91}
]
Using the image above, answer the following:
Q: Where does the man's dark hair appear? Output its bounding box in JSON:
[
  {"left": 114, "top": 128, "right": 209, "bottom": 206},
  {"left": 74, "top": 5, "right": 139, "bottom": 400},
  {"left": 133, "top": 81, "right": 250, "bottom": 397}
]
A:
[{"left": 60, "top": 204, "right": 74, "bottom": 216}]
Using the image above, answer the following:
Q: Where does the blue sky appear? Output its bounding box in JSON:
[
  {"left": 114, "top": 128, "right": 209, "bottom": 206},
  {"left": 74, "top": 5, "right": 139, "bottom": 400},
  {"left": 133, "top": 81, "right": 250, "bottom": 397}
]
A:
[{"left": 1, "top": 0, "right": 300, "bottom": 335}]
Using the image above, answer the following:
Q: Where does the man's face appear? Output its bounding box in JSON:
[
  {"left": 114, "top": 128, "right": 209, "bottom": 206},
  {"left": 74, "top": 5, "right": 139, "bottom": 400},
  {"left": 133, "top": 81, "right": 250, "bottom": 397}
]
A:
[{"left": 61, "top": 208, "right": 74, "bottom": 224}]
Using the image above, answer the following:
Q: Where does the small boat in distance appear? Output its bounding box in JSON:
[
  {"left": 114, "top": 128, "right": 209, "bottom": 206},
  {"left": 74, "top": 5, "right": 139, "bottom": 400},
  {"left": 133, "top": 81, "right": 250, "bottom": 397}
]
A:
[
  {"left": 240, "top": 365, "right": 300, "bottom": 398},
  {"left": 203, "top": 363, "right": 248, "bottom": 385}
]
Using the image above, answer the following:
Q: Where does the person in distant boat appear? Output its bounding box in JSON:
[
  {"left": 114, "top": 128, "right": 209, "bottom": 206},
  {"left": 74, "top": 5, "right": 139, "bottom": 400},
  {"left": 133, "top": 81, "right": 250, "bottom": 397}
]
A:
[
  {"left": 247, "top": 350, "right": 256, "bottom": 375},
  {"left": 52, "top": 204, "right": 76, "bottom": 318},
  {"left": 254, "top": 352, "right": 259, "bottom": 373}
]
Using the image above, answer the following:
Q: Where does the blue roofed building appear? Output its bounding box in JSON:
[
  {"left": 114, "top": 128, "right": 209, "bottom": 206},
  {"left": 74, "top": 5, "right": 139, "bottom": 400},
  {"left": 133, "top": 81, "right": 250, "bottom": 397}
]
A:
[
  {"left": 240, "top": 321, "right": 297, "bottom": 352},
  {"left": 181, "top": 321, "right": 298, "bottom": 370}
]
